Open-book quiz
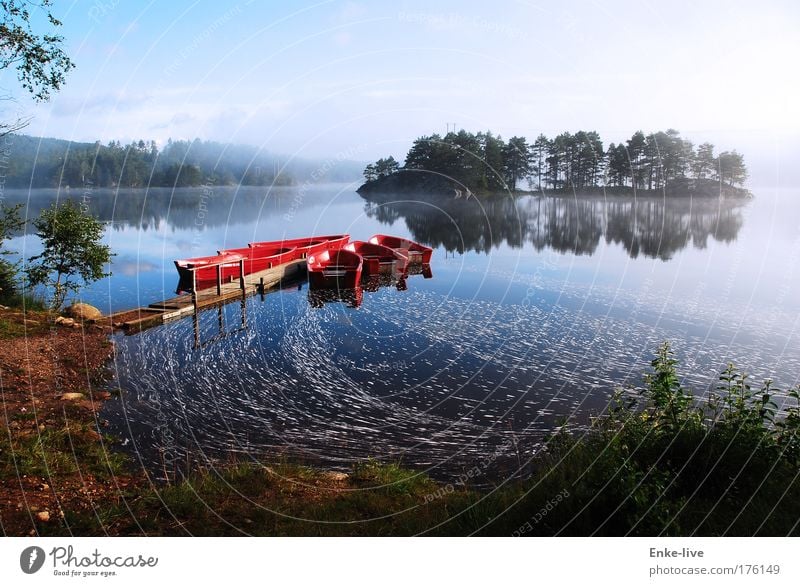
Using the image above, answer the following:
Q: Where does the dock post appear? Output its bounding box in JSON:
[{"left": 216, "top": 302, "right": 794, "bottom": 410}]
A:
[
  {"left": 193, "top": 311, "right": 200, "bottom": 348},
  {"left": 191, "top": 269, "right": 197, "bottom": 306},
  {"left": 216, "top": 264, "right": 222, "bottom": 296},
  {"left": 239, "top": 259, "right": 246, "bottom": 291}
]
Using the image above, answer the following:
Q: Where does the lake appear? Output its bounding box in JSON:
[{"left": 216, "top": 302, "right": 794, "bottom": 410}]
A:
[{"left": 6, "top": 184, "right": 800, "bottom": 482}]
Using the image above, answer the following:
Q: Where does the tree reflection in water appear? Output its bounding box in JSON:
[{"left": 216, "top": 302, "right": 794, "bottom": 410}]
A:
[{"left": 362, "top": 192, "right": 746, "bottom": 260}]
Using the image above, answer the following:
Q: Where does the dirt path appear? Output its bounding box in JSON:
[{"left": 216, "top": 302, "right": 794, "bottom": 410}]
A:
[{"left": 0, "top": 307, "right": 135, "bottom": 536}]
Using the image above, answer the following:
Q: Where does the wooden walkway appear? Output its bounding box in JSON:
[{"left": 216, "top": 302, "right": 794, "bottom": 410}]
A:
[{"left": 101, "top": 260, "right": 305, "bottom": 332}]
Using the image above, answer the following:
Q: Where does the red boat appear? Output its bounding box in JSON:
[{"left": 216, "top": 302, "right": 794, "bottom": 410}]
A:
[
  {"left": 174, "top": 252, "right": 246, "bottom": 286},
  {"left": 250, "top": 234, "right": 349, "bottom": 260},
  {"left": 307, "top": 248, "right": 363, "bottom": 289},
  {"left": 217, "top": 244, "right": 296, "bottom": 274},
  {"left": 343, "top": 240, "right": 408, "bottom": 276},
  {"left": 368, "top": 234, "right": 432, "bottom": 264}
]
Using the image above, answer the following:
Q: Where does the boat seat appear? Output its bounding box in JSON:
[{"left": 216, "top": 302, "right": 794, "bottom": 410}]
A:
[{"left": 322, "top": 265, "right": 351, "bottom": 277}]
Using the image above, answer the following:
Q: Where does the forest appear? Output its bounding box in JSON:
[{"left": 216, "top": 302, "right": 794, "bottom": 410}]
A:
[
  {"left": 360, "top": 129, "right": 748, "bottom": 196},
  {"left": 0, "top": 134, "right": 363, "bottom": 188}
]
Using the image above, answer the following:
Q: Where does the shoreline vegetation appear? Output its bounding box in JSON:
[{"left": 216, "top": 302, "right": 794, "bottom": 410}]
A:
[
  {"left": 1, "top": 307, "right": 798, "bottom": 536},
  {"left": 358, "top": 128, "right": 750, "bottom": 198}
]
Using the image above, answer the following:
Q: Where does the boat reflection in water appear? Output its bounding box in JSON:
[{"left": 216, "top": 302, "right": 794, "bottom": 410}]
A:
[
  {"left": 308, "top": 286, "right": 365, "bottom": 308},
  {"left": 307, "top": 263, "right": 433, "bottom": 308}
]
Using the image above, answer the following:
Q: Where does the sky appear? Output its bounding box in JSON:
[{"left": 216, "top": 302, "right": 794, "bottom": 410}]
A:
[{"left": 1, "top": 0, "right": 799, "bottom": 183}]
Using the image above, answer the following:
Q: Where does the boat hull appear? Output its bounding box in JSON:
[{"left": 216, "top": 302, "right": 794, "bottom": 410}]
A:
[
  {"left": 368, "top": 234, "right": 432, "bottom": 264},
  {"left": 217, "top": 245, "right": 297, "bottom": 274},
  {"left": 250, "top": 234, "right": 349, "bottom": 261},
  {"left": 174, "top": 253, "right": 246, "bottom": 288},
  {"left": 343, "top": 241, "right": 408, "bottom": 276},
  {"left": 307, "top": 249, "right": 363, "bottom": 289}
]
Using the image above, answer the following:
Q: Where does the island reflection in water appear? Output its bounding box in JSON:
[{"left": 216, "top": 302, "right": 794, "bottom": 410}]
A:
[
  {"left": 11, "top": 187, "right": 744, "bottom": 263},
  {"left": 362, "top": 191, "right": 745, "bottom": 260}
]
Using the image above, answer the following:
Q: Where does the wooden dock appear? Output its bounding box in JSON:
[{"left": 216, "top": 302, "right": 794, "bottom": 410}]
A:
[{"left": 101, "top": 260, "right": 305, "bottom": 332}]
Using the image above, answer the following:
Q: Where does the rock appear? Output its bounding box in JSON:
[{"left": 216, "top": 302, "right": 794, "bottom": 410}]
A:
[
  {"left": 54, "top": 316, "right": 75, "bottom": 327},
  {"left": 65, "top": 303, "right": 102, "bottom": 321},
  {"left": 324, "top": 471, "right": 349, "bottom": 482},
  {"left": 60, "top": 392, "right": 85, "bottom": 401},
  {"left": 93, "top": 391, "right": 112, "bottom": 400},
  {"left": 36, "top": 511, "right": 50, "bottom": 522}
]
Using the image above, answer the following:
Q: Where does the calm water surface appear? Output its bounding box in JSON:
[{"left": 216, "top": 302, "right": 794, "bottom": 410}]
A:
[{"left": 7, "top": 184, "right": 800, "bottom": 481}]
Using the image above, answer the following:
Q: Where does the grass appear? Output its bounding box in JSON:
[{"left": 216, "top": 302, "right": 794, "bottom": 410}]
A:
[
  {"left": 0, "top": 318, "right": 52, "bottom": 339},
  {"left": 0, "top": 304, "right": 53, "bottom": 339},
  {"left": 0, "top": 424, "right": 128, "bottom": 481},
  {"left": 0, "top": 290, "right": 49, "bottom": 312}
]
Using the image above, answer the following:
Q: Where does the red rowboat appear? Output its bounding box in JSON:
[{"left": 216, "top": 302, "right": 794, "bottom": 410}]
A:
[
  {"left": 250, "top": 234, "right": 349, "bottom": 261},
  {"left": 174, "top": 252, "right": 246, "bottom": 285},
  {"left": 368, "top": 234, "right": 432, "bottom": 264},
  {"left": 217, "top": 245, "right": 296, "bottom": 274},
  {"left": 343, "top": 240, "right": 408, "bottom": 276},
  {"left": 307, "top": 248, "right": 363, "bottom": 289}
]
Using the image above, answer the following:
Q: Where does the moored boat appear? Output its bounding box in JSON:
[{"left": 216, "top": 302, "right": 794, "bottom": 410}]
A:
[
  {"left": 217, "top": 244, "right": 296, "bottom": 274},
  {"left": 368, "top": 234, "right": 432, "bottom": 264},
  {"left": 174, "top": 252, "right": 246, "bottom": 286},
  {"left": 343, "top": 240, "right": 408, "bottom": 276},
  {"left": 250, "top": 234, "right": 349, "bottom": 261},
  {"left": 307, "top": 248, "right": 363, "bottom": 289}
]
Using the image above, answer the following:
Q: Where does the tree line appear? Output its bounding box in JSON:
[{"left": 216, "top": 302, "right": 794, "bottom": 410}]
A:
[
  {"left": 2, "top": 135, "right": 298, "bottom": 188},
  {"left": 363, "top": 129, "right": 748, "bottom": 193}
]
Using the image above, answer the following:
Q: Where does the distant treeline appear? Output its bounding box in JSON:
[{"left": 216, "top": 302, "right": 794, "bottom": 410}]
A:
[
  {"left": 360, "top": 129, "right": 748, "bottom": 195},
  {"left": 0, "top": 134, "right": 364, "bottom": 189}
]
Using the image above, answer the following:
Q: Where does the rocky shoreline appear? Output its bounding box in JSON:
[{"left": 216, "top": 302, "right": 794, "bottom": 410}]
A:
[{"left": 0, "top": 305, "right": 128, "bottom": 535}]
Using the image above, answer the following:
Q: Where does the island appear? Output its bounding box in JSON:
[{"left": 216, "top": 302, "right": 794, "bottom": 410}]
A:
[{"left": 357, "top": 129, "right": 750, "bottom": 198}]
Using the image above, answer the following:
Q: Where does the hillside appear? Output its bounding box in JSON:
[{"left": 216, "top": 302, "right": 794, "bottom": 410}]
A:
[{"left": 1, "top": 134, "right": 365, "bottom": 189}]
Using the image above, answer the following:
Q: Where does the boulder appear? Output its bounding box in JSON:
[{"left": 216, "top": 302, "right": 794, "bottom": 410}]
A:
[
  {"left": 60, "top": 392, "right": 85, "bottom": 401},
  {"left": 54, "top": 316, "right": 75, "bottom": 327},
  {"left": 65, "top": 303, "right": 102, "bottom": 321},
  {"left": 323, "top": 471, "right": 349, "bottom": 482}
]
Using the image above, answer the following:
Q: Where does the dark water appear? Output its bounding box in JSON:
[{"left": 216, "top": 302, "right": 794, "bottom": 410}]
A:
[{"left": 6, "top": 185, "right": 800, "bottom": 482}]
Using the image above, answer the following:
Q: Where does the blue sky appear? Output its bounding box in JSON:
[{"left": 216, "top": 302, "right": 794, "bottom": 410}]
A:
[{"left": 1, "top": 0, "right": 798, "bottom": 175}]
